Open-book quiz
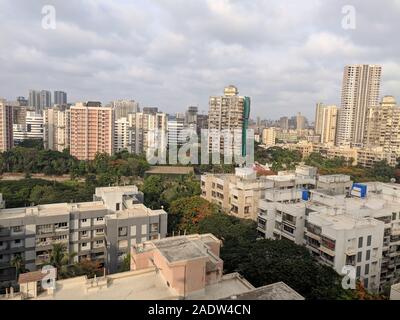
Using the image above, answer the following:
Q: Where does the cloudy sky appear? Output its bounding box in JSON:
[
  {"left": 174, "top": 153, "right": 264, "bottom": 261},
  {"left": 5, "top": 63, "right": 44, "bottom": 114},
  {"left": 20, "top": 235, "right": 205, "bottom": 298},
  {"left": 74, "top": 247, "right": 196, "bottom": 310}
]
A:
[{"left": 0, "top": 0, "right": 399, "bottom": 119}]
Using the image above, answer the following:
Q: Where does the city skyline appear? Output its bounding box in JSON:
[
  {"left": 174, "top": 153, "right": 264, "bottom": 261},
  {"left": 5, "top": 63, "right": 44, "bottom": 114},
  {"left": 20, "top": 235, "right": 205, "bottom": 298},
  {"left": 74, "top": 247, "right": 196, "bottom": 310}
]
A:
[{"left": 1, "top": 1, "right": 400, "bottom": 119}]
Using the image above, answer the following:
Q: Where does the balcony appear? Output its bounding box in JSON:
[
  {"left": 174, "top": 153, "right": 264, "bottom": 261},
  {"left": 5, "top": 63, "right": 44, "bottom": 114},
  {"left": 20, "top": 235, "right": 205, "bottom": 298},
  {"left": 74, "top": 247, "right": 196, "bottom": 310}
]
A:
[
  {"left": 35, "top": 254, "right": 50, "bottom": 265},
  {"left": 55, "top": 226, "right": 69, "bottom": 233}
]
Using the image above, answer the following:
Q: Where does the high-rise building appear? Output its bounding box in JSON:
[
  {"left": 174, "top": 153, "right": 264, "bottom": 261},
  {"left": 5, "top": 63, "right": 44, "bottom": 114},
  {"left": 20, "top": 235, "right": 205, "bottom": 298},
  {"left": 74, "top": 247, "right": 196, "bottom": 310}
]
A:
[
  {"left": 114, "top": 117, "right": 130, "bottom": 153},
  {"left": 44, "top": 107, "right": 70, "bottom": 152},
  {"left": 336, "top": 65, "right": 382, "bottom": 146},
  {"left": 54, "top": 91, "right": 67, "bottom": 105},
  {"left": 70, "top": 102, "right": 114, "bottom": 160},
  {"left": 208, "top": 85, "right": 250, "bottom": 156},
  {"left": 314, "top": 103, "right": 338, "bottom": 144},
  {"left": 11, "top": 106, "right": 27, "bottom": 125},
  {"left": 143, "top": 107, "right": 158, "bottom": 115},
  {"left": 185, "top": 106, "right": 198, "bottom": 125},
  {"left": 16, "top": 96, "right": 28, "bottom": 107},
  {"left": 110, "top": 99, "right": 139, "bottom": 120},
  {"left": 296, "top": 112, "right": 306, "bottom": 130},
  {"left": 167, "top": 118, "right": 185, "bottom": 147},
  {"left": 0, "top": 103, "right": 13, "bottom": 152},
  {"left": 28, "top": 90, "right": 40, "bottom": 111},
  {"left": 262, "top": 127, "right": 276, "bottom": 146},
  {"left": 279, "top": 116, "right": 289, "bottom": 131},
  {"left": 364, "top": 96, "right": 400, "bottom": 153},
  {"left": 39, "top": 90, "right": 52, "bottom": 111},
  {"left": 13, "top": 112, "right": 44, "bottom": 142}
]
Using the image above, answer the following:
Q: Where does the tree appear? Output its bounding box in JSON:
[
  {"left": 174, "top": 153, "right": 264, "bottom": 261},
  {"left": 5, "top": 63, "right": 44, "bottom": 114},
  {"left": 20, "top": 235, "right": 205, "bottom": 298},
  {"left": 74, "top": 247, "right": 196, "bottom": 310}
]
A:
[
  {"left": 48, "top": 243, "right": 76, "bottom": 279},
  {"left": 11, "top": 254, "right": 26, "bottom": 280},
  {"left": 72, "top": 259, "right": 103, "bottom": 279},
  {"left": 369, "top": 160, "right": 395, "bottom": 182},
  {"left": 168, "top": 196, "right": 219, "bottom": 234},
  {"left": 142, "top": 175, "right": 165, "bottom": 209},
  {"left": 119, "top": 254, "right": 131, "bottom": 272}
]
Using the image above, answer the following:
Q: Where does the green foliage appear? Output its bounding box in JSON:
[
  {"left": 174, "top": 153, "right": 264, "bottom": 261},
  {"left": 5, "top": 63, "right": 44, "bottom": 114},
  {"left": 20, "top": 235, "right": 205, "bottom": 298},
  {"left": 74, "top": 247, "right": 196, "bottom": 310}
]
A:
[
  {"left": 0, "top": 179, "right": 95, "bottom": 208},
  {"left": 141, "top": 174, "right": 201, "bottom": 210},
  {"left": 168, "top": 196, "right": 219, "bottom": 234},
  {"left": 368, "top": 160, "right": 395, "bottom": 182},
  {"left": 0, "top": 146, "right": 150, "bottom": 178},
  {"left": 254, "top": 144, "right": 301, "bottom": 171},
  {"left": 305, "top": 152, "right": 348, "bottom": 168}
]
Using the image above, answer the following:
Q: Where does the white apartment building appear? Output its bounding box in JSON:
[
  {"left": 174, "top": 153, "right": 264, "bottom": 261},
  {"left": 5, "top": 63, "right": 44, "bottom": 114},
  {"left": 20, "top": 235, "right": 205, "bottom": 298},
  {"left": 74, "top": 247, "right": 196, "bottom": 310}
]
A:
[
  {"left": 43, "top": 107, "right": 70, "bottom": 152},
  {"left": 336, "top": 64, "right": 382, "bottom": 146},
  {"left": 13, "top": 111, "right": 44, "bottom": 142},
  {"left": 0, "top": 186, "right": 167, "bottom": 285},
  {"left": 113, "top": 117, "right": 130, "bottom": 153},
  {"left": 128, "top": 112, "right": 167, "bottom": 155},
  {"left": 258, "top": 176, "right": 400, "bottom": 293}
]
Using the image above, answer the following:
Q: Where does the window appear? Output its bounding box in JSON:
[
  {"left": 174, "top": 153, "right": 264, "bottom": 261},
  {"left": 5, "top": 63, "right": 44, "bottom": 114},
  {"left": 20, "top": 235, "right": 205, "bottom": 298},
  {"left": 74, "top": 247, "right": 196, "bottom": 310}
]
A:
[
  {"left": 12, "top": 226, "right": 22, "bottom": 233},
  {"left": 82, "top": 243, "right": 88, "bottom": 247},
  {"left": 357, "top": 252, "right": 362, "bottom": 263},
  {"left": 96, "top": 217, "right": 104, "bottom": 222},
  {"left": 358, "top": 237, "right": 363, "bottom": 248},
  {"left": 366, "top": 250, "right": 371, "bottom": 261},
  {"left": 0, "top": 241, "right": 3, "bottom": 246},
  {"left": 141, "top": 225, "right": 147, "bottom": 235},
  {"left": 96, "top": 228, "right": 104, "bottom": 234},
  {"left": 96, "top": 240, "right": 103, "bottom": 245},
  {"left": 81, "top": 219, "right": 87, "bottom": 223},
  {"left": 130, "top": 226, "right": 136, "bottom": 236},
  {"left": 55, "top": 222, "right": 67, "bottom": 228},
  {"left": 364, "top": 278, "right": 369, "bottom": 288},
  {"left": 367, "top": 235, "right": 372, "bottom": 247},
  {"left": 116, "top": 203, "right": 120, "bottom": 211},
  {"left": 356, "top": 266, "right": 361, "bottom": 277},
  {"left": 365, "top": 264, "right": 369, "bottom": 275},
  {"left": 392, "top": 213, "right": 397, "bottom": 221},
  {"left": 15, "top": 239, "right": 21, "bottom": 244},
  {"left": 118, "top": 227, "right": 127, "bottom": 237}
]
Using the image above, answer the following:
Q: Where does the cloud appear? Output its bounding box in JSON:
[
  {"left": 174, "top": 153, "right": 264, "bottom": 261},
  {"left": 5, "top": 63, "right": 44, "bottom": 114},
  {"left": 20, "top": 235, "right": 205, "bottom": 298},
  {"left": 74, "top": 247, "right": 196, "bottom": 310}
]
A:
[{"left": 0, "top": 0, "right": 399, "bottom": 120}]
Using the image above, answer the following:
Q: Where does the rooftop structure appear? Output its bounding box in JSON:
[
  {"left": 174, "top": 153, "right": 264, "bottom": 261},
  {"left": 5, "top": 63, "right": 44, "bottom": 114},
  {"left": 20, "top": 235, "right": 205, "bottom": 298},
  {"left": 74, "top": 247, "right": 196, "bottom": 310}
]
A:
[{"left": 2, "top": 233, "right": 303, "bottom": 300}]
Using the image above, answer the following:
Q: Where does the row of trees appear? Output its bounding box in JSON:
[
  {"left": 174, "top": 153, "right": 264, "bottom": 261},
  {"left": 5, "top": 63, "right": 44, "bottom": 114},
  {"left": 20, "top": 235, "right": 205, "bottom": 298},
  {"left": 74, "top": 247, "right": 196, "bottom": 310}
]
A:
[
  {"left": 304, "top": 152, "right": 396, "bottom": 182},
  {"left": 255, "top": 144, "right": 302, "bottom": 171},
  {"left": 0, "top": 145, "right": 150, "bottom": 179}
]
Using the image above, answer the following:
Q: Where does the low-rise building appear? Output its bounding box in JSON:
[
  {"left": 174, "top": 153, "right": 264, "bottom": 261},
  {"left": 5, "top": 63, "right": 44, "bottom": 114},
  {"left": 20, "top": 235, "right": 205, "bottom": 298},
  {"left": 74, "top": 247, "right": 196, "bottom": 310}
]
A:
[
  {"left": 0, "top": 186, "right": 167, "bottom": 285},
  {"left": 258, "top": 177, "right": 400, "bottom": 293}
]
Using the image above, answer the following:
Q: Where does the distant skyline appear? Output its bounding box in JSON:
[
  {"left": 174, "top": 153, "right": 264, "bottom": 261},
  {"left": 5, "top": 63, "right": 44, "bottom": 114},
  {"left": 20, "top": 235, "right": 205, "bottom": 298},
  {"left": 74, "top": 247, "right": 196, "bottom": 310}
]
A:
[{"left": 1, "top": 0, "right": 400, "bottom": 119}]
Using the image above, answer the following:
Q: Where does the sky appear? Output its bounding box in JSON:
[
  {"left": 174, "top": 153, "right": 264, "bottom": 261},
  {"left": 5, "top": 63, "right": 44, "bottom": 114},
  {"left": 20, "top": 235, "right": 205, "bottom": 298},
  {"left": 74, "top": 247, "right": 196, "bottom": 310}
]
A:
[{"left": 0, "top": 0, "right": 399, "bottom": 120}]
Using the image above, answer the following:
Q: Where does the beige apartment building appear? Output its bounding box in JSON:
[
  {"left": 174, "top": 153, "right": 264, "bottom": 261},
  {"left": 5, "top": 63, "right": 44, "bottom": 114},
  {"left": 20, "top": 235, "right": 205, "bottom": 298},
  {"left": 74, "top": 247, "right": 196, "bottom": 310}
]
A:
[
  {"left": 261, "top": 127, "right": 277, "bottom": 146},
  {"left": 365, "top": 96, "right": 400, "bottom": 153},
  {"left": 70, "top": 102, "right": 114, "bottom": 160},
  {"left": 314, "top": 103, "right": 338, "bottom": 144},
  {"left": 201, "top": 166, "right": 317, "bottom": 221},
  {"left": 43, "top": 107, "right": 70, "bottom": 152},
  {"left": 208, "top": 85, "right": 250, "bottom": 156},
  {"left": 0, "top": 103, "right": 13, "bottom": 152}
]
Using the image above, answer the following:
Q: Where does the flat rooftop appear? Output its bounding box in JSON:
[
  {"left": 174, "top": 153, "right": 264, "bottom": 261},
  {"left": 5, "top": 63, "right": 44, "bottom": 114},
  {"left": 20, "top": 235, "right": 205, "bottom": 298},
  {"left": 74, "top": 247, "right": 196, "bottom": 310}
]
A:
[
  {"left": 221, "top": 282, "right": 304, "bottom": 300},
  {"left": 154, "top": 237, "right": 209, "bottom": 263},
  {"left": 35, "top": 269, "right": 253, "bottom": 300},
  {"left": 0, "top": 201, "right": 106, "bottom": 220},
  {"left": 145, "top": 166, "right": 194, "bottom": 175},
  {"left": 107, "top": 204, "right": 166, "bottom": 219}
]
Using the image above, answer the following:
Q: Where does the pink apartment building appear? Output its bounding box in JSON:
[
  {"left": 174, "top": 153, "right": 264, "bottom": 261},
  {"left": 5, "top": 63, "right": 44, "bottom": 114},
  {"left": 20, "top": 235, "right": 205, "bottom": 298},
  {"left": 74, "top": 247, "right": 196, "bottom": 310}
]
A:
[{"left": 70, "top": 102, "right": 114, "bottom": 160}]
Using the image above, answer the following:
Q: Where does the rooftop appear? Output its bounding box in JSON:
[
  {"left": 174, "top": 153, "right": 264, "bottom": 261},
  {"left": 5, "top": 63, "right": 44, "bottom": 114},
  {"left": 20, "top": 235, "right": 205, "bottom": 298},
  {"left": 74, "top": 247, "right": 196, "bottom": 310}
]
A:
[
  {"left": 137, "top": 234, "right": 220, "bottom": 263},
  {"left": 221, "top": 282, "right": 305, "bottom": 300},
  {"left": 34, "top": 268, "right": 254, "bottom": 300},
  {"left": 145, "top": 166, "right": 194, "bottom": 175}
]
